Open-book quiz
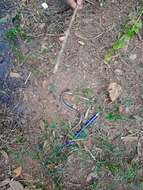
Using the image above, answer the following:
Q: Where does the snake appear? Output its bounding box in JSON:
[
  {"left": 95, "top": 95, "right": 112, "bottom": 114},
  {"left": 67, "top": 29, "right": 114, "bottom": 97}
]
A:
[
  {"left": 60, "top": 89, "right": 83, "bottom": 129},
  {"left": 60, "top": 89, "right": 100, "bottom": 148}
]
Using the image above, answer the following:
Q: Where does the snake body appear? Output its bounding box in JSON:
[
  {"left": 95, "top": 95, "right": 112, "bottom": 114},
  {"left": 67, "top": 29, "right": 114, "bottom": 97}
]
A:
[{"left": 60, "top": 89, "right": 83, "bottom": 128}]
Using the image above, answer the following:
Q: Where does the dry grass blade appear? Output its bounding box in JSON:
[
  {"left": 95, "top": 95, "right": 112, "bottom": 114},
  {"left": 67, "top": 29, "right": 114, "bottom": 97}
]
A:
[{"left": 121, "top": 136, "right": 138, "bottom": 143}]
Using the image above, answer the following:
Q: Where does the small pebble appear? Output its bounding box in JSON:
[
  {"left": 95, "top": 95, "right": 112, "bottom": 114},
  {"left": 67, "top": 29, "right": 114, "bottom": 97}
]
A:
[
  {"left": 10, "top": 72, "right": 21, "bottom": 78},
  {"left": 59, "top": 36, "right": 65, "bottom": 42},
  {"left": 114, "top": 69, "right": 123, "bottom": 76},
  {"left": 42, "top": 80, "right": 48, "bottom": 88},
  {"left": 86, "top": 172, "right": 98, "bottom": 183},
  {"left": 78, "top": 41, "right": 85, "bottom": 46},
  {"left": 39, "top": 23, "right": 46, "bottom": 29},
  {"left": 42, "top": 2, "right": 48, "bottom": 9},
  {"left": 21, "top": 118, "right": 26, "bottom": 125}
]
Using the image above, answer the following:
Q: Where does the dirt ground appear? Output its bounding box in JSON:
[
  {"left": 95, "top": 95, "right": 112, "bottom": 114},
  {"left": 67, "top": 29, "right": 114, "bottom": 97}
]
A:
[{"left": 0, "top": 0, "right": 143, "bottom": 190}]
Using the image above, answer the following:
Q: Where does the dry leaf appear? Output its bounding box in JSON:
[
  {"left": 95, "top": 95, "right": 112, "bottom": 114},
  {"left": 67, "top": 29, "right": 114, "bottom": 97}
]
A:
[
  {"left": 108, "top": 82, "right": 122, "bottom": 102},
  {"left": 9, "top": 181, "right": 24, "bottom": 190},
  {"left": 13, "top": 166, "right": 22, "bottom": 177}
]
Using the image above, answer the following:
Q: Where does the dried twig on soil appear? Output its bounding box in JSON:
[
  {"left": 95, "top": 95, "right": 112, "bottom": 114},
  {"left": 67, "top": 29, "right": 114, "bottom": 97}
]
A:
[
  {"left": 24, "top": 72, "right": 32, "bottom": 85},
  {"left": 53, "top": 6, "right": 79, "bottom": 74},
  {"left": 85, "top": 0, "right": 95, "bottom": 5}
]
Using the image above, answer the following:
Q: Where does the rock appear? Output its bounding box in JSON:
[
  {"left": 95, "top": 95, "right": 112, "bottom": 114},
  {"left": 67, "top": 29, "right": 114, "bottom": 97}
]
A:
[
  {"left": 10, "top": 72, "right": 21, "bottom": 78},
  {"left": 86, "top": 172, "right": 98, "bottom": 183},
  {"left": 41, "top": 2, "right": 48, "bottom": 9},
  {"left": 59, "top": 36, "right": 66, "bottom": 42},
  {"left": 78, "top": 41, "right": 85, "bottom": 46},
  {"left": 129, "top": 54, "right": 137, "bottom": 61},
  {"left": 39, "top": 23, "right": 46, "bottom": 29},
  {"left": 114, "top": 69, "right": 123, "bottom": 76}
]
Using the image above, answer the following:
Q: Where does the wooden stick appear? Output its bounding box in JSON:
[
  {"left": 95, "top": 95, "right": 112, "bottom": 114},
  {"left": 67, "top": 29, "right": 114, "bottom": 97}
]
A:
[{"left": 53, "top": 6, "right": 78, "bottom": 74}]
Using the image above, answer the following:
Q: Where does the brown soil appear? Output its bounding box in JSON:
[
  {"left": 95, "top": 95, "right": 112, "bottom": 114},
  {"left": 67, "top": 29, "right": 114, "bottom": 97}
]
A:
[
  {"left": 1, "top": 0, "right": 143, "bottom": 189},
  {"left": 23, "top": 0, "right": 143, "bottom": 142}
]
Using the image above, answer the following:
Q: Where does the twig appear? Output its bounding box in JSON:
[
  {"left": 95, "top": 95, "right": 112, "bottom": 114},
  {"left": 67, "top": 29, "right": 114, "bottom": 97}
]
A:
[
  {"left": 24, "top": 72, "right": 32, "bottom": 85},
  {"left": 53, "top": 6, "right": 79, "bottom": 74},
  {"left": 86, "top": 149, "right": 96, "bottom": 161},
  {"left": 85, "top": 0, "right": 95, "bottom": 5}
]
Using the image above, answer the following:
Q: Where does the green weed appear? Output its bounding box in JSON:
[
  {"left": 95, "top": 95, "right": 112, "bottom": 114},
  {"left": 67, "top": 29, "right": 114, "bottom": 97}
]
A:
[
  {"left": 90, "top": 135, "right": 142, "bottom": 190},
  {"left": 123, "top": 97, "right": 134, "bottom": 108},
  {"left": 22, "top": 120, "right": 67, "bottom": 189},
  {"left": 12, "top": 46, "right": 25, "bottom": 64},
  {"left": 49, "top": 81, "right": 57, "bottom": 96},
  {"left": 104, "top": 9, "right": 143, "bottom": 64},
  {"left": 5, "top": 26, "right": 30, "bottom": 43},
  {"left": 5, "top": 12, "right": 31, "bottom": 65},
  {"left": 105, "top": 111, "right": 128, "bottom": 121},
  {"left": 82, "top": 87, "right": 94, "bottom": 99},
  {"left": 122, "top": 165, "right": 136, "bottom": 182}
]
